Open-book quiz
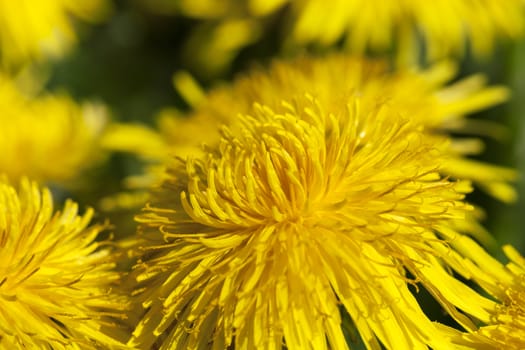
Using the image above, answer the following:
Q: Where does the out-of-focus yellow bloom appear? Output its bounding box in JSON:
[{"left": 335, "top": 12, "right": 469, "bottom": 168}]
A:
[
  {"left": 141, "top": 0, "right": 525, "bottom": 74},
  {"left": 103, "top": 55, "right": 516, "bottom": 203},
  {"left": 0, "top": 178, "right": 127, "bottom": 349},
  {"left": 0, "top": 73, "right": 107, "bottom": 185},
  {"left": 285, "top": 0, "right": 525, "bottom": 59},
  {"left": 0, "top": 0, "right": 110, "bottom": 67},
  {"left": 128, "top": 92, "right": 494, "bottom": 349}
]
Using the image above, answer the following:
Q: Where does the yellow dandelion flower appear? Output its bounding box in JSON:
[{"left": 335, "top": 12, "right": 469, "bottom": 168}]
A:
[
  {"left": 0, "top": 73, "right": 107, "bottom": 185},
  {"left": 0, "top": 178, "right": 127, "bottom": 349},
  {"left": 437, "top": 236, "right": 525, "bottom": 349},
  {"left": 129, "top": 94, "right": 490, "bottom": 349},
  {"left": 0, "top": 0, "right": 110, "bottom": 67},
  {"left": 285, "top": 0, "right": 525, "bottom": 59},
  {"left": 104, "top": 55, "right": 515, "bottom": 203},
  {"left": 143, "top": 0, "right": 525, "bottom": 74}
]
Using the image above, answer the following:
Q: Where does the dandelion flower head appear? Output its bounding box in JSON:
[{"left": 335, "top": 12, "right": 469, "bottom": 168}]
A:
[
  {"left": 147, "top": 0, "right": 525, "bottom": 73},
  {"left": 129, "top": 91, "right": 487, "bottom": 349},
  {"left": 0, "top": 74, "right": 107, "bottom": 185},
  {"left": 0, "top": 0, "right": 110, "bottom": 67},
  {"left": 440, "top": 236, "right": 525, "bottom": 350},
  {"left": 284, "top": 0, "right": 525, "bottom": 59},
  {"left": 475, "top": 246, "right": 525, "bottom": 349},
  {"left": 0, "top": 178, "right": 126, "bottom": 349}
]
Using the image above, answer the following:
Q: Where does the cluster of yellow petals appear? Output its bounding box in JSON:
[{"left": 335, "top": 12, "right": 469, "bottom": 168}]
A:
[
  {"left": 433, "top": 237, "right": 525, "bottom": 350},
  {"left": 0, "top": 178, "right": 126, "bottom": 349},
  {"left": 129, "top": 91, "right": 489, "bottom": 349},
  {"left": 0, "top": 0, "right": 110, "bottom": 67},
  {"left": 0, "top": 74, "right": 107, "bottom": 185},
  {"left": 480, "top": 251, "right": 525, "bottom": 349}
]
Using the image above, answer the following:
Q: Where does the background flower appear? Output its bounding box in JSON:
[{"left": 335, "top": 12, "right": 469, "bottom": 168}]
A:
[
  {"left": 0, "top": 73, "right": 108, "bottom": 186},
  {"left": 135, "top": 0, "right": 525, "bottom": 75},
  {"left": 0, "top": 0, "right": 111, "bottom": 68}
]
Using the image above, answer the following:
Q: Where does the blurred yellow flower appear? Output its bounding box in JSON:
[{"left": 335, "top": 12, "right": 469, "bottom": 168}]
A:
[
  {"left": 0, "top": 73, "right": 107, "bottom": 185},
  {"left": 128, "top": 93, "right": 490, "bottom": 349},
  {"left": 104, "top": 55, "right": 516, "bottom": 203},
  {"left": 141, "top": 0, "right": 525, "bottom": 74},
  {"left": 0, "top": 178, "right": 127, "bottom": 348},
  {"left": 0, "top": 0, "right": 110, "bottom": 67},
  {"left": 285, "top": 0, "right": 525, "bottom": 59}
]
